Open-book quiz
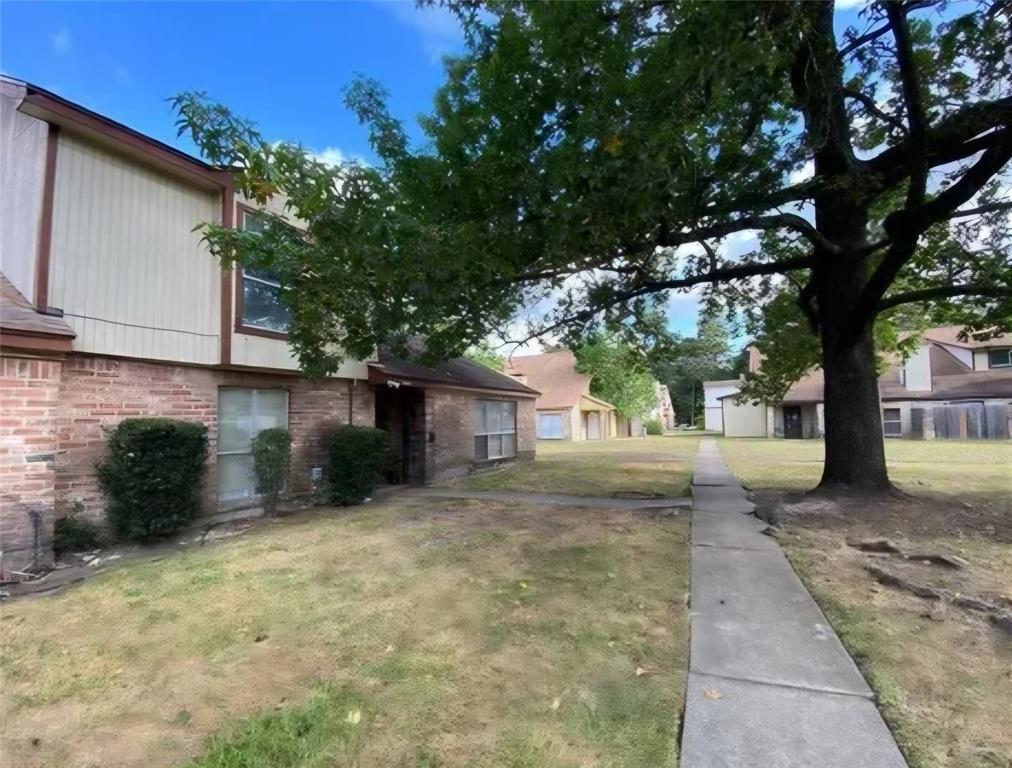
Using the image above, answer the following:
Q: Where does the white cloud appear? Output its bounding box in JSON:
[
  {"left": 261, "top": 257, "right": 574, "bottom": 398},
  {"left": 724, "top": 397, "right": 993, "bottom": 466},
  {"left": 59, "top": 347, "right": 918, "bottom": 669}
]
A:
[
  {"left": 313, "top": 147, "right": 348, "bottom": 168},
  {"left": 789, "top": 160, "right": 814, "bottom": 185},
  {"left": 51, "top": 26, "right": 72, "bottom": 54},
  {"left": 835, "top": 0, "right": 869, "bottom": 8},
  {"left": 381, "top": 1, "right": 464, "bottom": 64}
]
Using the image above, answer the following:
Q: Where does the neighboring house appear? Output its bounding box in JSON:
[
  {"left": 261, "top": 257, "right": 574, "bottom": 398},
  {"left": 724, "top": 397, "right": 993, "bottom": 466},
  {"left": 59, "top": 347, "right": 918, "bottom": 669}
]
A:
[
  {"left": 0, "top": 78, "right": 538, "bottom": 571},
  {"left": 615, "top": 380, "right": 676, "bottom": 436},
  {"left": 656, "top": 383, "right": 676, "bottom": 430},
  {"left": 707, "top": 326, "right": 1012, "bottom": 440},
  {"left": 703, "top": 379, "right": 740, "bottom": 433},
  {"left": 504, "top": 350, "right": 616, "bottom": 440}
]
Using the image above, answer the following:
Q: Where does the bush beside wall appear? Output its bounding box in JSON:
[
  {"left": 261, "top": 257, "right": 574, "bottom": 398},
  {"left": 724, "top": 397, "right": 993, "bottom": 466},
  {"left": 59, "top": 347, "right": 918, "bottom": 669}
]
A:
[
  {"left": 97, "top": 418, "right": 208, "bottom": 541},
  {"left": 252, "top": 427, "right": 292, "bottom": 516},
  {"left": 644, "top": 419, "right": 664, "bottom": 436},
  {"left": 328, "top": 427, "right": 387, "bottom": 506}
]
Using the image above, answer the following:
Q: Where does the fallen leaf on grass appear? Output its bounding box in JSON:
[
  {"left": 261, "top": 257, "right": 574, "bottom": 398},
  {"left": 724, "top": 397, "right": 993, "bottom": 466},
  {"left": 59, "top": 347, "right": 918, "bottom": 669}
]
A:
[
  {"left": 551, "top": 697, "right": 561, "bottom": 711},
  {"left": 346, "top": 709, "right": 362, "bottom": 725}
]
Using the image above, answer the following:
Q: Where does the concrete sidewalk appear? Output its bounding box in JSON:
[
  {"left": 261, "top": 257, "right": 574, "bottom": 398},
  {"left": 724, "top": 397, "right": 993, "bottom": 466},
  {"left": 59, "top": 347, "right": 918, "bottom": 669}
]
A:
[{"left": 680, "top": 439, "right": 907, "bottom": 768}]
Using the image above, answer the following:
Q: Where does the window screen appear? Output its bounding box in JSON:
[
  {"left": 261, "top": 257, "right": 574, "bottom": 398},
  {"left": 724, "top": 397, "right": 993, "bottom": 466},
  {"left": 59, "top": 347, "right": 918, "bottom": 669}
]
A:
[
  {"left": 474, "top": 400, "right": 517, "bottom": 459},
  {"left": 538, "top": 413, "right": 564, "bottom": 439},
  {"left": 218, "top": 388, "right": 289, "bottom": 502}
]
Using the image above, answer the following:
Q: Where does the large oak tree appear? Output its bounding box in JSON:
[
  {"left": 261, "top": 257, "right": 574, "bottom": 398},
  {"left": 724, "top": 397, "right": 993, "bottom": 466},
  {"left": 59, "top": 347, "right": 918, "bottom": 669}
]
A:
[{"left": 174, "top": 0, "right": 1011, "bottom": 493}]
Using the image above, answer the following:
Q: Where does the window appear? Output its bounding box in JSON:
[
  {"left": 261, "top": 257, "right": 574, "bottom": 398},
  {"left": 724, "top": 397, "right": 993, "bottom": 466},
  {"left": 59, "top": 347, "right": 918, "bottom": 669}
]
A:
[
  {"left": 238, "top": 209, "right": 291, "bottom": 333},
  {"left": 987, "top": 348, "right": 1012, "bottom": 368},
  {"left": 218, "top": 388, "right": 289, "bottom": 502},
  {"left": 537, "top": 413, "right": 564, "bottom": 439},
  {"left": 882, "top": 407, "right": 902, "bottom": 437},
  {"left": 474, "top": 400, "right": 517, "bottom": 460}
]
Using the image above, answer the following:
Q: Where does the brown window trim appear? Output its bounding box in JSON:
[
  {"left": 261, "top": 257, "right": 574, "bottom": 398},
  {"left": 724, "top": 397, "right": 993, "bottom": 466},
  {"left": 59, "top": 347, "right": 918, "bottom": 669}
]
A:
[{"left": 233, "top": 204, "right": 290, "bottom": 341}]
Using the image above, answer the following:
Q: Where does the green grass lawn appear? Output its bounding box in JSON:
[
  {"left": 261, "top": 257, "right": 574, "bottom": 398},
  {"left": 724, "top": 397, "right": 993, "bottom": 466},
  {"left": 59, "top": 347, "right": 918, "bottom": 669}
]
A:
[
  {"left": 447, "top": 435, "right": 700, "bottom": 498},
  {"left": 1, "top": 496, "right": 690, "bottom": 768},
  {"left": 717, "top": 437, "right": 1012, "bottom": 496},
  {"left": 718, "top": 436, "right": 1012, "bottom": 768}
]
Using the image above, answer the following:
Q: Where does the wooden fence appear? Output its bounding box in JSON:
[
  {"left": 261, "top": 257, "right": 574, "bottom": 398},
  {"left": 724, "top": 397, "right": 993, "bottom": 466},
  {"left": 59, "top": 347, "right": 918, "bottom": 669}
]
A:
[{"left": 911, "top": 402, "right": 1011, "bottom": 440}]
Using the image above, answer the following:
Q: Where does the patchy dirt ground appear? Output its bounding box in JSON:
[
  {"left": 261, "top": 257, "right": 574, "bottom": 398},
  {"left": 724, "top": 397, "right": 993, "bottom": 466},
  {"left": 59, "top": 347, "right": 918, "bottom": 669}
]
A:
[{"left": 753, "top": 489, "right": 1012, "bottom": 768}]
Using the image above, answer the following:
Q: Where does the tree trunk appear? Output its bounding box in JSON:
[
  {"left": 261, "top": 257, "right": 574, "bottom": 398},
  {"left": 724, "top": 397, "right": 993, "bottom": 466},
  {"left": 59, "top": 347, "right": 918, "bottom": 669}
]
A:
[{"left": 818, "top": 321, "right": 892, "bottom": 492}]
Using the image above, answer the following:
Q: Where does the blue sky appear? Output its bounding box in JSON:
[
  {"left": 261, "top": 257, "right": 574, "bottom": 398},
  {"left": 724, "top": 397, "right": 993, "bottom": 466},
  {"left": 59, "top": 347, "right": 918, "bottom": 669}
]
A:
[{"left": 2, "top": 0, "right": 876, "bottom": 343}]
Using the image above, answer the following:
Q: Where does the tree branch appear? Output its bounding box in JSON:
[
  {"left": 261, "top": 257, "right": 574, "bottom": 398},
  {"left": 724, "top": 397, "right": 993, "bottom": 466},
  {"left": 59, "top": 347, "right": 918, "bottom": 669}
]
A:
[
  {"left": 946, "top": 201, "right": 1012, "bottom": 219},
  {"left": 843, "top": 88, "right": 907, "bottom": 135},
  {"left": 508, "top": 256, "right": 813, "bottom": 345},
  {"left": 887, "top": 1, "right": 928, "bottom": 207},
  {"left": 658, "top": 213, "right": 839, "bottom": 254},
  {"left": 863, "top": 98, "right": 1012, "bottom": 185},
  {"left": 853, "top": 130, "right": 1012, "bottom": 328},
  {"left": 877, "top": 284, "right": 1012, "bottom": 313}
]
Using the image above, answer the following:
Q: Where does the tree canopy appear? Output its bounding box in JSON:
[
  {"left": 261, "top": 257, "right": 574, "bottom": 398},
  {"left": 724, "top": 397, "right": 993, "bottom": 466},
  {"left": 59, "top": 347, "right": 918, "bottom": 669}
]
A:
[
  {"left": 574, "top": 334, "right": 658, "bottom": 418},
  {"left": 174, "top": 0, "right": 1011, "bottom": 491}
]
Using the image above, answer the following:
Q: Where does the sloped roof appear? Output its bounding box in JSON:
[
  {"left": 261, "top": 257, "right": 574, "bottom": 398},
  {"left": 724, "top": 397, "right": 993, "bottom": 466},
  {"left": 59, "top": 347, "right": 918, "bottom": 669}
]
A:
[
  {"left": 922, "top": 326, "right": 1011, "bottom": 349},
  {"left": 0, "top": 273, "right": 75, "bottom": 338},
  {"left": 504, "top": 350, "right": 615, "bottom": 410},
  {"left": 370, "top": 350, "right": 539, "bottom": 396}
]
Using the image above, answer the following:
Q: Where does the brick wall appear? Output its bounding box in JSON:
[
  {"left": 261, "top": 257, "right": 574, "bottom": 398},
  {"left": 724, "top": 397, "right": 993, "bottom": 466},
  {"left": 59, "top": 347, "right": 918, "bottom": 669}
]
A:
[
  {"left": 0, "top": 356, "right": 63, "bottom": 570},
  {"left": 424, "top": 388, "right": 536, "bottom": 481},
  {"left": 56, "top": 355, "right": 375, "bottom": 521}
]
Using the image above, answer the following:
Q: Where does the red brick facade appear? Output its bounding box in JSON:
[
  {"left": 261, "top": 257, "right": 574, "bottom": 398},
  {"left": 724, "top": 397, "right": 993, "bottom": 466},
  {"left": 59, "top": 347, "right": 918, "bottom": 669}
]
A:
[
  {"left": 2, "top": 351, "right": 536, "bottom": 572},
  {"left": 0, "top": 355, "right": 63, "bottom": 569},
  {"left": 1, "top": 352, "right": 375, "bottom": 571},
  {"left": 425, "top": 388, "right": 537, "bottom": 480}
]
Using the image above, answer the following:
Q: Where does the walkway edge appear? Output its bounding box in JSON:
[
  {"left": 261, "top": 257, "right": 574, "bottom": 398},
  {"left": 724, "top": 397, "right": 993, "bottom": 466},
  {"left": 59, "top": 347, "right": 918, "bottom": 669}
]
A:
[{"left": 679, "top": 439, "right": 908, "bottom": 768}]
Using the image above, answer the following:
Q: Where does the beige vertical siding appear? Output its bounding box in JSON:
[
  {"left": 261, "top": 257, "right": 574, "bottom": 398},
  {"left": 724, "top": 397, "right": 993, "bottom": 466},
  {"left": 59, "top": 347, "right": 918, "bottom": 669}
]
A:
[
  {"left": 48, "top": 133, "right": 221, "bottom": 365},
  {"left": 230, "top": 328, "right": 368, "bottom": 379}
]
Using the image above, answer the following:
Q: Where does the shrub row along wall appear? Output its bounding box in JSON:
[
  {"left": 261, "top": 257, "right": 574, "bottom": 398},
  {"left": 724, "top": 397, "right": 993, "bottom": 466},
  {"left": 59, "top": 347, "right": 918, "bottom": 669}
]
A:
[{"left": 0, "top": 352, "right": 374, "bottom": 570}]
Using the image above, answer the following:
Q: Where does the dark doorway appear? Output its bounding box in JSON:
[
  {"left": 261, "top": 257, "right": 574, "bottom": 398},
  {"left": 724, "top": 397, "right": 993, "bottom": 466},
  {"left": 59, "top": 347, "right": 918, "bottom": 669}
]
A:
[
  {"left": 375, "top": 385, "right": 427, "bottom": 485},
  {"left": 783, "top": 406, "right": 803, "bottom": 439}
]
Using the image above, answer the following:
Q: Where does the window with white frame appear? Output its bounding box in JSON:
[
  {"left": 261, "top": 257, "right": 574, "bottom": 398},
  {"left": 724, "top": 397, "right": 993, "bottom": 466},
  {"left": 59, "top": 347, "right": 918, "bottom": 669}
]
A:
[
  {"left": 239, "top": 209, "right": 291, "bottom": 332},
  {"left": 218, "top": 388, "right": 289, "bottom": 502},
  {"left": 474, "top": 400, "right": 517, "bottom": 460},
  {"left": 882, "top": 407, "right": 902, "bottom": 437},
  {"left": 987, "top": 348, "right": 1012, "bottom": 368},
  {"left": 537, "top": 413, "right": 564, "bottom": 439}
]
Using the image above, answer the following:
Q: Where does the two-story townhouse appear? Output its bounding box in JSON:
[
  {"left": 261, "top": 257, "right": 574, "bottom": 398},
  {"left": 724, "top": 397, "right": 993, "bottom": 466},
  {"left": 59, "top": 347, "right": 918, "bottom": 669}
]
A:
[
  {"left": 0, "top": 78, "right": 537, "bottom": 571},
  {"left": 705, "top": 326, "right": 1012, "bottom": 440}
]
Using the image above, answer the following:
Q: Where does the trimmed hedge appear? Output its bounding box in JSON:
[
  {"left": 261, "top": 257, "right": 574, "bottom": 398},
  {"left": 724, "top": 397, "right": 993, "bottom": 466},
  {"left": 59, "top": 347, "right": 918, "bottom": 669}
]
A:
[
  {"left": 97, "top": 418, "right": 208, "bottom": 541},
  {"left": 252, "top": 427, "right": 291, "bottom": 516},
  {"left": 328, "top": 426, "right": 387, "bottom": 505},
  {"left": 644, "top": 418, "right": 664, "bottom": 436}
]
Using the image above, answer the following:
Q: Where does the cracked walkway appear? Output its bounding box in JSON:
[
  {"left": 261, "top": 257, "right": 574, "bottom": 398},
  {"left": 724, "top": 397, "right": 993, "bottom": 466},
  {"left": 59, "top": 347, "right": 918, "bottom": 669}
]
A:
[{"left": 680, "top": 439, "right": 908, "bottom": 768}]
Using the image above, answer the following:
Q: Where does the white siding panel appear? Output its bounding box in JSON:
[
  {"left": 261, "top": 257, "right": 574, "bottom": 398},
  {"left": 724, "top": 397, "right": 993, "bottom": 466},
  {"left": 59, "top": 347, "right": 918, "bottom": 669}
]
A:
[
  {"left": 48, "top": 134, "right": 220, "bottom": 364},
  {"left": 0, "top": 83, "right": 48, "bottom": 300},
  {"left": 230, "top": 330, "right": 369, "bottom": 379}
]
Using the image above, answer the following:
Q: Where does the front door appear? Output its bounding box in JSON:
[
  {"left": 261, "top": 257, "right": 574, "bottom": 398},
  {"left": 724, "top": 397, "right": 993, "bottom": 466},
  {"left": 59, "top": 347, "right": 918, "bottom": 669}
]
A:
[
  {"left": 783, "top": 406, "right": 803, "bottom": 439},
  {"left": 586, "top": 411, "right": 601, "bottom": 440}
]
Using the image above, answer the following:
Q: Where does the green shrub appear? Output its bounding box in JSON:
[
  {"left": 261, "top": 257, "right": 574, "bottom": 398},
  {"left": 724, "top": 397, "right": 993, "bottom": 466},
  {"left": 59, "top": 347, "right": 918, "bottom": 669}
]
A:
[
  {"left": 252, "top": 427, "right": 291, "bottom": 516},
  {"left": 644, "top": 419, "right": 664, "bottom": 436},
  {"left": 328, "top": 426, "right": 387, "bottom": 505},
  {"left": 53, "top": 502, "right": 105, "bottom": 555},
  {"left": 97, "top": 418, "right": 208, "bottom": 541}
]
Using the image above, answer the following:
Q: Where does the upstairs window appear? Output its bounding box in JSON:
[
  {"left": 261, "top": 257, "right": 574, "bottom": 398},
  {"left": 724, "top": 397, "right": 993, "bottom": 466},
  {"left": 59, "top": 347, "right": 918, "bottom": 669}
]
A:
[
  {"left": 238, "top": 209, "right": 291, "bottom": 334},
  {"left": 987, "top": 348, "right": 1012, "bottom": 368},
  {"left": 474, "top": 400, "right": 517, "bottom": 460}
]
